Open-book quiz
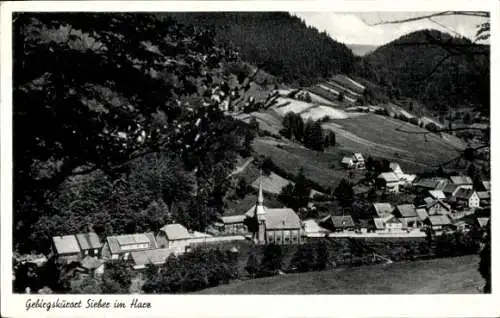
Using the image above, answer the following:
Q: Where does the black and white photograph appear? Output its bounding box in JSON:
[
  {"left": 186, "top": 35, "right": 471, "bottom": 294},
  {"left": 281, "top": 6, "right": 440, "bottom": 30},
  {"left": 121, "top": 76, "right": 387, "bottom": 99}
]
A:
[{"left": 0, "top": 1, "right": 498, "bottom": 317}]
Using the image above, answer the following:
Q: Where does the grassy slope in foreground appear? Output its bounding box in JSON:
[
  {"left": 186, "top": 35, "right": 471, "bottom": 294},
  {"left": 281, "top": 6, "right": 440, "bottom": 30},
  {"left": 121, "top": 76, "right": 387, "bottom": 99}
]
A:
[{"left": 196, "top": 255, "right": 482, "bottom": 294}]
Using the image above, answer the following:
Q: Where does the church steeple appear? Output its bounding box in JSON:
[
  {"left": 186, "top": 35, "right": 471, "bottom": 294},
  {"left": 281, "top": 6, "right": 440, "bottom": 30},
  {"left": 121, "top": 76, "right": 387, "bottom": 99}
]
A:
[{"left": 254, "top": 169, "right": 266, "bottom": 218}]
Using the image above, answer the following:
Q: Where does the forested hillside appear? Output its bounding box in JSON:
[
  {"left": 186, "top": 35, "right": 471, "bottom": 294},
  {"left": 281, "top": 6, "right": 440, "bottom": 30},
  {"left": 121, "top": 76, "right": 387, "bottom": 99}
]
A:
[
  {"left": 165, "top": 12, "right": 356, "bottom": 86},
  {"left": 356, "top": 30, "right": 490, "bottom": 114}
]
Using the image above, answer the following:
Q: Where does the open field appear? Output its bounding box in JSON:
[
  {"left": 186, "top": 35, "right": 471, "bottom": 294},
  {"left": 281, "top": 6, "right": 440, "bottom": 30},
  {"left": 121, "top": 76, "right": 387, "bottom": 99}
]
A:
[
  {"left": 251, "top": 137, "right": 365, "bottom": 190},
  {"left": 196, "top": 255, "right": 483, "bottom": 294},
  {"left": 325, "top": 113, "right": 465, "bottom": 172}
]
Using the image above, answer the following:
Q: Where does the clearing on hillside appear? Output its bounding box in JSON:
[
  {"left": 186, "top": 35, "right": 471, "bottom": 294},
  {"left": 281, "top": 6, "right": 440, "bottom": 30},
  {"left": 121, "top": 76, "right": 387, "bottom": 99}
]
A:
[{"left": 196, "top": 255, "right": 483, "bottom": 294}]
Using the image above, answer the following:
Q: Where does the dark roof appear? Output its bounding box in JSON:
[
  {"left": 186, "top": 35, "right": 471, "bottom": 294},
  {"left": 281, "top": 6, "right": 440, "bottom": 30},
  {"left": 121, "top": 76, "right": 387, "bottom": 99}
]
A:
[
  {"left": 442, "top": 184, "right": 459, "bottom": 195},
  {"left": 415, "top": 178, "right": 448, "bottom": 190},
  {"left": 220, "top": 215, "right": 247, "bottom": 224},
  {"left": 455, "top": 189, "right": 476, "bottom": 200},
  {"left": 428, "top": 215, "right": 452, "bottom": 226},
  {"left": 450, "top": 176, "right": 473, "bottom": 185},
  {"left": 106, "top": 233, "right": 157, "bottom": 255},
  {"left": 482, "top": 181, "right": 491, "bottom": 191},
  {"left": 75, "top": 232, "right": 102, "bottom": 250},
  {"left": 324, "top": 215, "right": 355, "bottom": 228},
  {"left": 477, "top": 191, "right": 490, "bottom": 199},
  {"left": 372, "top": 203, "right": 394, "bottom": 217},
  {"left": 396, "top": 204, "right": 417, "bottom": 218}
]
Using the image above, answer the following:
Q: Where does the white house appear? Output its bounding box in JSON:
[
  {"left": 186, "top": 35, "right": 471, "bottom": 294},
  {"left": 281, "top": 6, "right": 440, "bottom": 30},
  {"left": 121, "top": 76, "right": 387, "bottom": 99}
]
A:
[
  {"left": 454, "top": 189, "right": 480, "bottom": 209},
  {"left": 101, "top": 233, "right": 158, "bottom": 261},
  {"left": 377, "top": 172, "right": 400, "bottom": 193}
]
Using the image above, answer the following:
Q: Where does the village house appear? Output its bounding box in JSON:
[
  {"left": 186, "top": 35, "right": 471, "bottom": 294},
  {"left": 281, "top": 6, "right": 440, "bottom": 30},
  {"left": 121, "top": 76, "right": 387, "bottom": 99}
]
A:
[
  {"left": 341, "top": 156, "right": 355, "bottom": 169},
  {"left": 341, "top": 152, "right": 365, "bottom": 169},
  {"left": 454, "top": 189, "right": 480, "bottom": 209},
  {"left": 389, "top": 162, "right": 416, "bottom": 185},
  {"left": 481, "top": 181, "right": 491, "bottom": 192},
  {"left": 128, "top": 248, "right": 177, "bottom": 270},
  {"left": 75, "top": 232, "right": 102, "bottom": 258},
  {"left": 415, "top": 208, "right": 429, "bottom": 224},
  {"left": 217, "top": 215, "right": 248, "bottom": 235},
  {"left": 376, "top": 172, "right": 400, "bottom": 193},
  {"left": 371, "top": 202, "right": 395, "bottom": 218},
  {"left": 156, "top": 223, "right": 195, "bottom": 250},
  {"left": 475, "top": 217, "right": 490, "bottom": 229},
  {"left": 51, "top": 235, "right": 82, "bottom": 263},
  {"left": 373, "top": 216, "right": 403, "bottom": 233},
  {"left": 449, "top": 175, "right": 473, "bottom": 189},
  {"left": 393, "top": 204, "right": 420, "bottom": 229},
  {"left": 101, "top": 233, "right": 158, "bottom": 261},
  {"left": 245, "top": 180, "right": 302, "bottom": 245},
  {"left": 424, "top": 215, "right": 453, "bottom": 231},
  {"left": 477, "top": 191, "right": 490, "bottom": 207},
  {"left": 302, "top": 219, "right": 330, "bottom": 237},
  {"left": 320, "top": 215, "right": 356, "bottom": 232},
  {"left": 414, "top": 177, "right": 449, "bottom": 192},
  {"left": 442, "top": 184, "right": 461, "bottom": 198},
  {"left": 78, "top": 256, "right": 105, "bottom": 276},
  {"left": 421, "top": 199, "right": 451, "bottom": 216},
  {"left": 428, "top": 190, "right": 446, "bottom": 200}
]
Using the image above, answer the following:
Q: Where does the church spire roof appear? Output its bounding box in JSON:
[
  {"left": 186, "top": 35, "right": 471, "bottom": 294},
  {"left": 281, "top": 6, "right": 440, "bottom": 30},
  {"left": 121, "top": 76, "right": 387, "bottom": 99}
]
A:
[{"left": 257, "top": 169, "right": 264, "bottom": 205}]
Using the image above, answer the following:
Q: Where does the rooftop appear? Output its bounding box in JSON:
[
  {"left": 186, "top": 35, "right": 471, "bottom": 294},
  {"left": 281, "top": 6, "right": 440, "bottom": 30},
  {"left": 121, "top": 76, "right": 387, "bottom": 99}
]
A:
[
  {"left": 106, "top": 233, "right": 157, "bottom": 254},
  {"left": 52, "top": 235, "right": 80, "bottom": 255},
  {"left": 377, "top": 172, "right": 399, "bottom": 183},
  {"left": 159, "top": 224, "right": 192, "bottom": 241},
  {"left": 450, "top": 175, "right": 473, "bottom": 185},
  {"left": 427, "top": 215, "right": 451, "bottom": 226},
  {"left": 396, "top": 204, "right": 417, "bottom": 218},
  {"left": 322, "top": 215, "right": 356, "bottom": 228},
  {"left": 130, "top": 248, "right": 176, "bottom": 268},
  {"left": 372, "top": 203, "right": 394, "bottom": 217},
  {"left": 265, "top": 208, "right": 301, "bottom": 230},
  {"left": 75, "top": 232, "right": 102, "bottom": 250}
]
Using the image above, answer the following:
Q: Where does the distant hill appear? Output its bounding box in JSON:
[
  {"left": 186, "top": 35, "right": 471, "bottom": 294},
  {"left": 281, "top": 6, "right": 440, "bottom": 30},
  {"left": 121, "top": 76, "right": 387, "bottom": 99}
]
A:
[
  {"left": 164, "top": 12, "right": 356, "bottom": 86},
  {"left": 356, "top": 29, "right": 490, "bottom": 114},
  {"left": 347, "top": 43, "right": 378, "bottom": 56}
]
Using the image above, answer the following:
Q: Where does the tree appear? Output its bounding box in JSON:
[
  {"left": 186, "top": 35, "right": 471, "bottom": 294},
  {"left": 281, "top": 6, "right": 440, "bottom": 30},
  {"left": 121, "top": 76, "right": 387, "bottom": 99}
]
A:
[
  {"left": 245, "top": 253, "right": 260, "bottom": 279},
  {"left": 259, "top": 244, "right": 283, "bottom": 277},
  {"left": 278, "top": 168, "right": 311, "bottom": 211},
  {"left": 314, "top": 240, "right": 330, "bottom": 271},
  {"left": 334, "top": 179, "right": 354, "bottom": 208},
  {"left": 100, "top": 260, "right": 133, "bottom": 294},
  {"left": 290, "top": 245, "right": 315, "bottom": 272},
  {"left": 338, "top": 92, "right": 345, "bottom": 102},
  {"left": 479, "top": 220, "right": 491, "bottom": 293},
  {"left": 70, "top": 275, "right": 103, "bottom": 294},
  {"left": 14, "top": 13, "right": 255, "bottom": 253},
  {"left": 236, "top": 178, "right": 251, "bottom": 198},
  {"left": 304, "top": 119, "right": 325, "bottom": 151}
]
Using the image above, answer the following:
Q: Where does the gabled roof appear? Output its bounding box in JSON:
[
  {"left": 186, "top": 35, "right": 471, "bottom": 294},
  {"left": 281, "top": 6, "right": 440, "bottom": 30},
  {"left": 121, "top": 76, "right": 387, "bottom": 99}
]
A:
[
  {"left": 303, "top": 219, "right": 329, "bottom": 233},
  {"left": 373, "top": 216, "right": 400, "bottom": 229},
  {"left": 427, "top": 215, "right": 451, "bottom": 226},
  {"left": 52, "top": 235, "right": 81, "bottom": 255},
  {"left": 442, "top": 184, "right": 459, "bottom": 195},
  {"left": 423, "top": 197, "right": 435, "bottom": 206},
  {"left": 389, "top": 162, "right": 402, "bottom": 172},
  {"left": 372, "top": 203, "right": 394, "bottom": 217},
  {"left": 106, "top": 233, "right": 157, "bottom": 255},
  {"left": 377, "top": 172, "right": 399, "bottom": 183},
  {"left": 264, "top": 208, "right": 301, "bottom": 230},
  {"left": 80, "top": 256, "right": 104, "bottom": 270},
  {"left": 353, "top": 153, "right": 364, "bottom": 161},
  {"left": 482, "top": 181, "right": 491, "bottom": 191},
  {"left": 476, "top": 217, "right": 490, "bottom": 227},
  {"left": 221, "top": 215, "right": 247, "bottom": 224},
  {"left": 415, "top": 178, "right": 447, "bottom": 189},
  {"left": 477, "top": 191, "right": 490, "bottom": 200},
  {"left": 428, "top": 190, "right": 446, "bottom": 200},
  {"left": 130, "top": 248, "right": 176, "bottom": 268},
  {"left": 416, "top": 208, "right": 429, "bottom": 221},
  {"left": 75, "top": 232, "right": 102, "bottom": 250},
  {"left": 342, "top": 157, "right": 353, "bottom": 164},
  {"left": 159, "top": 224, "right": 192, "bottom": 241},
  {"left": 323, "top": 215, "right": 355, "bottom": 228},
  {"left": 395, "top": 204, "right": 417, "bottom": 218},
  {"left": 455, "top": 189, "right": 476, "bottom": 200},
  {"left": 450, "top": 175, "right": 473, "bottom": 185}
]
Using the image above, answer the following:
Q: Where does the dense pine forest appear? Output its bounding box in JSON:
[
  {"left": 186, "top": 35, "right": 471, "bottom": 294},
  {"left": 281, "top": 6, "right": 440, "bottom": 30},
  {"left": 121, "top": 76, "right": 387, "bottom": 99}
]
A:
[
  {"left": 165, "top": 12, "right": 356, "bottom": 86},
  {"left": 356, "top": 29, "right": 490, "bottom": 114}
]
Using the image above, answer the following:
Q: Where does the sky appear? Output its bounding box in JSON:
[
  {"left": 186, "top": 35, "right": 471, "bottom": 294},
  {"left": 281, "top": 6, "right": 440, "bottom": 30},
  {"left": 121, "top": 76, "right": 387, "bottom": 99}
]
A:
[{"left": 292, "top": 12, "right": 489, "bottom": 46}]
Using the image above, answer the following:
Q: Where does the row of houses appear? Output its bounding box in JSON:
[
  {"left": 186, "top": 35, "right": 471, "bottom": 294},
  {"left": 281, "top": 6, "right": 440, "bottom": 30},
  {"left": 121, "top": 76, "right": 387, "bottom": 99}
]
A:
[{"left": 51, "top": 223, "right": 244, "bottom": 272}]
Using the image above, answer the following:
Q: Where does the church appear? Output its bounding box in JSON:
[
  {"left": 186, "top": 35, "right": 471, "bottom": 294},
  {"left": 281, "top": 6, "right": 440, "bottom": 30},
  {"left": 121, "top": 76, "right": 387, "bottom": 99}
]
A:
[{"left": 243, "top": 177, "right": 303, "bottom": 245}]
